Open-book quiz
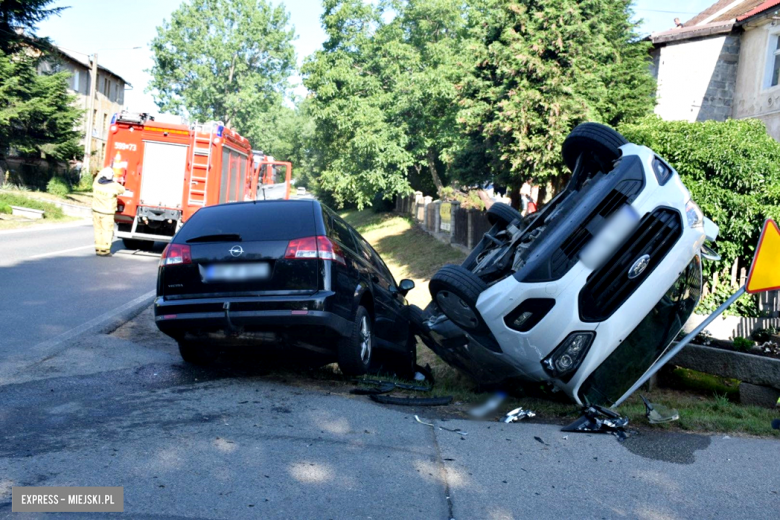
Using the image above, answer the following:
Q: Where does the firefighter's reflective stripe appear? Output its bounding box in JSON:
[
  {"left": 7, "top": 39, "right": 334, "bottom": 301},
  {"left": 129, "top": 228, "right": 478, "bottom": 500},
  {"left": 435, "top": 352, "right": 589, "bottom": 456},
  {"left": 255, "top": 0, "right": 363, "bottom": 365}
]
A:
[{"left": 92, "top": 178, "right": 126, "bottom": 214}]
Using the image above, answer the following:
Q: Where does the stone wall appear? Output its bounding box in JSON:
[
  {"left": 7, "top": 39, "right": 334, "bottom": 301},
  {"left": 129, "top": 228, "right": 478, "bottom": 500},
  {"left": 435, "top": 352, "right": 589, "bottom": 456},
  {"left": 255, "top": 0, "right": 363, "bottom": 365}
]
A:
[{"left": 653, "top": 34, "right": 739, "bottom": 122}]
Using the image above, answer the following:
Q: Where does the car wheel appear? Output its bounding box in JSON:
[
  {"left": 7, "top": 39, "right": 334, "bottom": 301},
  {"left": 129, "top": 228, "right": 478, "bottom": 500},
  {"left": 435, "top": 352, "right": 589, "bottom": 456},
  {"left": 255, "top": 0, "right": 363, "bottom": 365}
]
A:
[
  {"left": 429, "top": 265, "right": 488, "bottom": 332},
  {"left": 561, "top": 122, "right": 628, "bottom": 173},
  {"left": 338, "top": 306, "right": 374, "bottom": 376},
  {"left": 487, "top": 202, "right": 523, "bottom": 228},
  {"left": 178, "top": 340, "right": 217, "bottom": 365}
]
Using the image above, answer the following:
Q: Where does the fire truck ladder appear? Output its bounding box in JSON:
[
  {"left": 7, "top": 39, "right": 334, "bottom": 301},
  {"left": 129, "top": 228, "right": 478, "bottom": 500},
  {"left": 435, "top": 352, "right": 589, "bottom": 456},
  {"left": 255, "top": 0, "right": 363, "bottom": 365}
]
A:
[{"left": 187, "top": 122, "right": 219, "bottom": 206}]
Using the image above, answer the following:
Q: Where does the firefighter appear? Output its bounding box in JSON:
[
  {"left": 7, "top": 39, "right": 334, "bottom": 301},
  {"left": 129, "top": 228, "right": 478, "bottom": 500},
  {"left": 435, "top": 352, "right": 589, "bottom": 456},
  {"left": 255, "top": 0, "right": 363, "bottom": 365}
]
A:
[{"left": 91, "top": 167, "right": 125, "bottom": 256}]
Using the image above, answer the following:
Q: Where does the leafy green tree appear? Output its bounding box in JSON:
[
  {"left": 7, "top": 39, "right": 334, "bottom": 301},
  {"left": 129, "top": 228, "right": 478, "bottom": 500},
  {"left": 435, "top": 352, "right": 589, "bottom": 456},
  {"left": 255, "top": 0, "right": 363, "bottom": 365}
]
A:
[
  {"left": 456, "top": 0, "right": 655, "bottom": 203},
  {"left": 0, "top": 0, "right": 64, "bottom": 53},
  {"left": 304, "top": 0, "right": 468, "bottom": 207},
  {"left": 0, "top": 50, "right": 82, "bottom": 163},
  {"left": 303, "top": 0, "right": 412, "bottom": 208},
  {"left": 148, "top": 0, "right": 296, "bottom": 143}
]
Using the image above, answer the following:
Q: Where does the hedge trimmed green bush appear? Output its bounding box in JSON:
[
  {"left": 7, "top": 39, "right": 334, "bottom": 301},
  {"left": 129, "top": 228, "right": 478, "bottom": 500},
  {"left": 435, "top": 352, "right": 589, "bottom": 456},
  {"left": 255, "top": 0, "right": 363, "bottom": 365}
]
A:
[
  {"left": 0, "top": 202, "right": 11, "bottom": 214},
  {"left": 619, "top": 116, "right": 780, "bottom": 315},
  {"left": 46, "top": 176, "right": 71, "bottom": 197},
  {"left": 0, "top": 193, "right": 64, "bottom": 219}
]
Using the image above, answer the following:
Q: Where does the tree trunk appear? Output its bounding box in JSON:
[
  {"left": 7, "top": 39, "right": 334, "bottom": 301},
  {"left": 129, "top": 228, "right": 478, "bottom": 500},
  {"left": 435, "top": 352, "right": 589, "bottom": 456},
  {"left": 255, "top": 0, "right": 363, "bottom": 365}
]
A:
[
  {"left": 426, "top": 148, "right": 444, "bottom": 195},
  {"left": 509, "top": 186, "right": 521, "bottom": 210}
]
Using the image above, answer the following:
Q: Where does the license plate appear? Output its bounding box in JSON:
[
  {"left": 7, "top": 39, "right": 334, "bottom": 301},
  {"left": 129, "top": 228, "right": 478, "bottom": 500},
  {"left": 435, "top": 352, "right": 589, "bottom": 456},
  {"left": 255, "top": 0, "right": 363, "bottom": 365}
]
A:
[
  {"left": 203, "top": 262, "right": 270, "bottom": 282},
  {"left": 579, "top": 205, "right": 639, "bottom": 269}
]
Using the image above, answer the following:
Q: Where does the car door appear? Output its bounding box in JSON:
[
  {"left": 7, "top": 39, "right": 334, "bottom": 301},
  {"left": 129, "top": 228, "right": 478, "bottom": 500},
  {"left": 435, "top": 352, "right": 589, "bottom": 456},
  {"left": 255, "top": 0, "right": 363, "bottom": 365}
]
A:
[
  {"left": 326, "top": 211, "right": 362, "bottom": 318},
  {"left": 351, "top": 228, "right": 410, "bottom": 349}
]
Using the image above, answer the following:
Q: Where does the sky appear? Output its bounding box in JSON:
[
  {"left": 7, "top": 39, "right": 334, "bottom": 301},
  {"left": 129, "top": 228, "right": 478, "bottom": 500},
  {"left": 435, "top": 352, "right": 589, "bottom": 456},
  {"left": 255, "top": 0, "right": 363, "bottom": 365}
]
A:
[{"left": 36, "top": 0, "right": 717, "bottom": 117}]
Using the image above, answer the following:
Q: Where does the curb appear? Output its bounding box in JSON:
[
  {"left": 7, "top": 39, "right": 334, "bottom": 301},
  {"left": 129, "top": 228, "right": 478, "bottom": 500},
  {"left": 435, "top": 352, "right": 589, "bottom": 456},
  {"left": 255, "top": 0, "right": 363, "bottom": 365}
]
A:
[{"left": 23, "top": 290, "right": 156, "bottom": 370}]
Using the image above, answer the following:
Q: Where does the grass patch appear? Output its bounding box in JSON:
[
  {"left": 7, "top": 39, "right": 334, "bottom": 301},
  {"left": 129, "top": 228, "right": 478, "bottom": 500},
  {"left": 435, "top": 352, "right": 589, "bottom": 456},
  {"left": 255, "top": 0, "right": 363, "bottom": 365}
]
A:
[
  {"left": 1, "top": 188, "right": 92, "bottom": 207},
  {"left": 0, "top": 193, "right": 65, "bottom": 219},
  {"left": 342, "top": 209, "right": 780, "bottom": 437}
]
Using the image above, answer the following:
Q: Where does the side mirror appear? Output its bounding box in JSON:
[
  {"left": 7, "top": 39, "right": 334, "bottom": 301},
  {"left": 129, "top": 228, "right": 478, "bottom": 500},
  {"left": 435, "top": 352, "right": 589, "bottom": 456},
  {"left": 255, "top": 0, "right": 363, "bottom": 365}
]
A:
[{"left": 398, "top": 279, "right": 415, "bottom": 295}]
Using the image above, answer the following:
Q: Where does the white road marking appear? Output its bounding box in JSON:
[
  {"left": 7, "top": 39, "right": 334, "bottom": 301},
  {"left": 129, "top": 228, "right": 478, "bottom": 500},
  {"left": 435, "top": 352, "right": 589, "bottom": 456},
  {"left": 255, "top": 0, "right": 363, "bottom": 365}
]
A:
[{"left": 25, "top": 244, "right": 94, "bottom": 260}]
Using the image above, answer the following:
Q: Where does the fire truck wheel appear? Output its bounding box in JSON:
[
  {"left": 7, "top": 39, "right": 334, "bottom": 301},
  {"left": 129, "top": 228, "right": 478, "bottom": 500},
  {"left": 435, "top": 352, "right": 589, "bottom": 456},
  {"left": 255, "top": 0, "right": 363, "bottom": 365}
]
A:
[
  {"left": 178, "top": 341, "right": 217, "bottom": 365},
  {"left": 561, "top": 122, "right": 627, "bottom": 173},
  {"left": 122, "top": 238, "right": 154, "bottom": 251}
]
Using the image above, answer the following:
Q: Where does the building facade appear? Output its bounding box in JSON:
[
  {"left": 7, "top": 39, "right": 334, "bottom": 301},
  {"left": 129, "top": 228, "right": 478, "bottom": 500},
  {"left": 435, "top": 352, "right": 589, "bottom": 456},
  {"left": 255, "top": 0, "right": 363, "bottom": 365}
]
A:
[
  {"left": 40, "top": 47, "right": 130, "bottom": 172},
  {"left": 650, "top": 0, "right": 780, "bottom": 141}
]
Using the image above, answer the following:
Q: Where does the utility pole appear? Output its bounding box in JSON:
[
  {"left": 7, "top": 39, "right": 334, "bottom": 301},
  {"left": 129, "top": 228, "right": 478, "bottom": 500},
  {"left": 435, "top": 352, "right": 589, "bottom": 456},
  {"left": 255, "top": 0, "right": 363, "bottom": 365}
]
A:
[{"left": 82, "top": 53, "right": 98, "bottom": 177}]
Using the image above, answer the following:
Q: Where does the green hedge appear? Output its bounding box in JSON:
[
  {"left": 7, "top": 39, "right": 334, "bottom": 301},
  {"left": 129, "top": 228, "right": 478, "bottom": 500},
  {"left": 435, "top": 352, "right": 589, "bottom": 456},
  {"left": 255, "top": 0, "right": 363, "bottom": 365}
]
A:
[
  {"left": 46, "top": 176, "right": 71, "bottom": 197},
  {"left": 0, "top": 193, "right": 65, "bottom": 219},
  {"left": 619, "top": 116, "right": 780, "bottom": 315}
]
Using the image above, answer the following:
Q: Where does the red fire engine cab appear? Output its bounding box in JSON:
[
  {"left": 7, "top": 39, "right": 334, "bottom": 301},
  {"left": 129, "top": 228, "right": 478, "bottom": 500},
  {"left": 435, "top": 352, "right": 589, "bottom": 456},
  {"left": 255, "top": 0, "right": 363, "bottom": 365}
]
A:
[{"left": 105, "top": 112, "right": 255, "bottom": 249}]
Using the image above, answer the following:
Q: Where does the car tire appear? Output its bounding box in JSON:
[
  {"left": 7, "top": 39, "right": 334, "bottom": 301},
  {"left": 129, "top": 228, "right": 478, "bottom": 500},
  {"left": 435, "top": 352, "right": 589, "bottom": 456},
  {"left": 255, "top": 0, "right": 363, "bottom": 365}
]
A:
[
  {"left": 561, "top": 122, "right": 628, "bottom": 173},
  {"left": 338, "top": 306, "right": 374, "bottom": 376},
  {"left": 487, "top": 202, "right": 522, "bottom": 228},
  {"left": 178, "top": 341, "right": 217, "bottom": 365},
  {"left": 429, "top": 265, "right": 489, "bottom": 332}
]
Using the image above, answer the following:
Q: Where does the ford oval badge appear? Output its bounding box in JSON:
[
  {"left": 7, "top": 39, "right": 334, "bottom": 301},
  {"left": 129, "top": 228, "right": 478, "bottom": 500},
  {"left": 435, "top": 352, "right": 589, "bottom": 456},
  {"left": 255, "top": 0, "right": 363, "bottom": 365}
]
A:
[{"left": 628, "top": 254, "right": 650, "bottom": 279}]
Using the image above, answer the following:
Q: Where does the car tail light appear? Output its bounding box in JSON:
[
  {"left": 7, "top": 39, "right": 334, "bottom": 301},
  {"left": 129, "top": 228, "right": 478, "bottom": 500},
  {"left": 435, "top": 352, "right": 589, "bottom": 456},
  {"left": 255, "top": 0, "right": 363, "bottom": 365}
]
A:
[
  {"left": 285, "top": 236, "right": 346, "bottom": 265},
  {"left": 542, "top": 331, "right": 595, "bottom": 383},
  {"left": 160, "top": 243, "right": 192, "bottom": 266}
]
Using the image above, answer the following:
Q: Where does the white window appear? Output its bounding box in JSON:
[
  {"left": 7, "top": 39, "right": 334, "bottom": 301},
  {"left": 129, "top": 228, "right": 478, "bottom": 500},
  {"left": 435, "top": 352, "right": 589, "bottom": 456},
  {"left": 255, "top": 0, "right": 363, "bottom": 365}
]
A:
[
  {"left": 72, "top": 70, "right": 80, "bottom": 92},
  {"left": 765, "top": 33, "right": 780, "bottom": 89}
]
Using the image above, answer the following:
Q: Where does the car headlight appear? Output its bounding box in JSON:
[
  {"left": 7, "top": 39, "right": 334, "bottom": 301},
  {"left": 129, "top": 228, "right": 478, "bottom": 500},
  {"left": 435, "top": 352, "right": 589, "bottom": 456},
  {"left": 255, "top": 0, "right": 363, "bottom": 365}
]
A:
[
  {"left": 542, "top": 331, "right": 595, "bottom": 382},
  {"left": 685, "top": 199, "right": 703, "bottom": 228}
]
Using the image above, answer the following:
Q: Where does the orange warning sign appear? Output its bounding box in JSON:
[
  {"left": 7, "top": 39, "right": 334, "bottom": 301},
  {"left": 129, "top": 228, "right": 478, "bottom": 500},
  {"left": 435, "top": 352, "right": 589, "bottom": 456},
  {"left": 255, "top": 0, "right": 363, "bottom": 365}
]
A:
[{"left": 745, "top": 219, "right": 780, "bottom": 294}]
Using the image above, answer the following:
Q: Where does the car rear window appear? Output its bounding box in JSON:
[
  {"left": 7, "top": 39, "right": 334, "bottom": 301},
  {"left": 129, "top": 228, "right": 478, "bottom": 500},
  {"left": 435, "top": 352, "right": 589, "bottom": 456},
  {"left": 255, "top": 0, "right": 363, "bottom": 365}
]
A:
[{"left": 177, "top": 202, "right": 316, "bottom": 242}]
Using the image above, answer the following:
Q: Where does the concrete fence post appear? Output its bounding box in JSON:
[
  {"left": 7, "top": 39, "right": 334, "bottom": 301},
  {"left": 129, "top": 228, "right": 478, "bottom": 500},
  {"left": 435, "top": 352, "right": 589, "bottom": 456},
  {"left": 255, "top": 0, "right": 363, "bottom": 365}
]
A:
[
  {"left": 467, "top": 209, "right": 474, "bottom": 249},
  {"left": 423, "top": 195, "right": 433, "bottom": 228},
  {"left": 450, "top": 201, "right": 460, "bottom": 242},
  {"left": 433, "top": 200, "right": 442, "bottom": 233}
]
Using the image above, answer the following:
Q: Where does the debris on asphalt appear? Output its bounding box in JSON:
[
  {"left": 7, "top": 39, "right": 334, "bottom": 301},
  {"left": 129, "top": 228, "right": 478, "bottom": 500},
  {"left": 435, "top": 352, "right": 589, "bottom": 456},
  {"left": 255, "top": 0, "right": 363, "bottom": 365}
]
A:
[
  {"left": 640, "top": 395, "right": 679, "bottom": 424},
  {"left": 468, "top": 391, "right": 507, "bottom": 418},
  {"left": 500, "top": 406, "right": 536, "bottom": 423},
  {"left": 414, "top": 415, "right": 468, "bottom": 437},
  {"left": 370, "top": 395, "right": 452, "bottom": 406},
  {"left": 533, "top": 436, "right": 546, "bottom": 445},
  {"left": 352, "top": 378, "right": 432, "bottom": 394},
  {"left": 562, "top": 405, "right": 630, "bottom": 442}
]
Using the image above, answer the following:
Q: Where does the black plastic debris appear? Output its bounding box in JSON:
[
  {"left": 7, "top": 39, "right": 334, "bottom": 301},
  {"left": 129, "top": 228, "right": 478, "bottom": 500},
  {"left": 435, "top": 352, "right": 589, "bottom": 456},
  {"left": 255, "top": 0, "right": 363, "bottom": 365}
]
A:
[
  {"left": 562, "top": 404, "right": 630, "bottom": 442},
  {"left": 370, "top": 395, "right": 453, "bottom": 406},
  {"left": 772, "top": 419, "right": 780, "bottom": 430},
  {"left": 350, "top": 382, "right": 396, "bottom": 395}
]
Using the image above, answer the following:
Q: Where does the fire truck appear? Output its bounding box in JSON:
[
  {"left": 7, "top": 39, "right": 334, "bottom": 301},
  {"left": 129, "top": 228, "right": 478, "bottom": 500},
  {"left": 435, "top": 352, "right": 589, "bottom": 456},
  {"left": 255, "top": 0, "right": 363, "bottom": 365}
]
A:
[{"left": 105, "top": 112, "right": 291, "bottom": 249}]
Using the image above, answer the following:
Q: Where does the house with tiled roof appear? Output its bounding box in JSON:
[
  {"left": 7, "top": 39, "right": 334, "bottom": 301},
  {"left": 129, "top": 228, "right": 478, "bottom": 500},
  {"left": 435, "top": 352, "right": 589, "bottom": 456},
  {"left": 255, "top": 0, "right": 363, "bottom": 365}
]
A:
[{"left": 650, "top": 1, "right": 780, "bottom": 140}]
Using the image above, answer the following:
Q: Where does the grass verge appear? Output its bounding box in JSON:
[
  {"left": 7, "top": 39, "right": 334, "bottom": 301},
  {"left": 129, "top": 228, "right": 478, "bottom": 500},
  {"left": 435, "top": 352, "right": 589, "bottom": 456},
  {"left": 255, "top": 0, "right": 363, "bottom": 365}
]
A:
[
  {"left": 342, "top": 209, "right": 780, "bottom": 437},
  {"left": 0, "top": 192, "right": 78, "bottom": 230}
]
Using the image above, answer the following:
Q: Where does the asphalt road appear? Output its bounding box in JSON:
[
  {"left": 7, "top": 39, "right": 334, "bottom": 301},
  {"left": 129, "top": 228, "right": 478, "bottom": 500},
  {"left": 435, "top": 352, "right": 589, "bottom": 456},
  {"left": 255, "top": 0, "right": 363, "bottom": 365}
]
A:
[
  {"left": 0, "top": 221, "right": 161, "bottom": 382},
  {"left": 0, "top": 222, "right": 778, "bottom": 519}
]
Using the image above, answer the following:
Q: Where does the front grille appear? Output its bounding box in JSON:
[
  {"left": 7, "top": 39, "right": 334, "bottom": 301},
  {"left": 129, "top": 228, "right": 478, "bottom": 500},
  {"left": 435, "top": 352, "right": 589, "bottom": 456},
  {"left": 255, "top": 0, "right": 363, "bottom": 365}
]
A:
[{"left": 578, "top": 208, "right": 683, "bottom": 322}]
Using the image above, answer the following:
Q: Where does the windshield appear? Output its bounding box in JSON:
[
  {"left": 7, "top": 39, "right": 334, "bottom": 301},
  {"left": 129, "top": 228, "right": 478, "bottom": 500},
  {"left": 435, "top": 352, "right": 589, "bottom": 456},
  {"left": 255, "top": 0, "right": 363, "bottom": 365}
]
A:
[{"left": 578, "top": 256, "right": 702, "bottom": 407}]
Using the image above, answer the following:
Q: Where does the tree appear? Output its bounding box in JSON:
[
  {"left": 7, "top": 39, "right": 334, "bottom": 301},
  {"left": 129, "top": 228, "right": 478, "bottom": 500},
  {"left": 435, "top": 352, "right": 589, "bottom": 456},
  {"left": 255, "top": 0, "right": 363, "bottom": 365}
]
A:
[
  {"left": 456, "top": 0, "right": 655, "bottom": 204},
  {"left": 303, "top": 0, "right": 469, "bottom": 207},
  {"left": 303, "top": 0, "right": 413, "bottom": 208},
  {"left": 148, "top": 0, "right": 296, "bottom": 143},
  {"left": 0, "top": 0, "right": 64, "bottom": 53},
  {"left": 0, "top": 49, "right": 81, "bottom": 165}
]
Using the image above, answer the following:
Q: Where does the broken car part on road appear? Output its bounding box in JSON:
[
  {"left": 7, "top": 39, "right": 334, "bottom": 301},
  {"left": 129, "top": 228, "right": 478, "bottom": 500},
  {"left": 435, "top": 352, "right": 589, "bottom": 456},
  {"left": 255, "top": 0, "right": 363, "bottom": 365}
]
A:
[
  {"left": 414, "top": 415, "right": 468, "bottom": 437},
  {"left": 369, "top": 395, "right": 453, "bottom": 407},
  {"left": 641, "top": 395, "right": 679, "bottom": 424},
  {"left": 412, "top": 122, "right": 719, "bottom": 410},
  {"left": 501, "top": 407, "right": 536, "bottom": 423},
  {"left": 563, "top": 405, "right": 630, "bottom": 442}
]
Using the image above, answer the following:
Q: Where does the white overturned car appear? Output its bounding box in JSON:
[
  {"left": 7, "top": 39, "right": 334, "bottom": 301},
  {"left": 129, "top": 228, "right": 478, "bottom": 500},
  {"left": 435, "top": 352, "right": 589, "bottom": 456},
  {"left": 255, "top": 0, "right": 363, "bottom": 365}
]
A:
[{"left": 415, "top": 123, "right": 719, "bottom": 408}]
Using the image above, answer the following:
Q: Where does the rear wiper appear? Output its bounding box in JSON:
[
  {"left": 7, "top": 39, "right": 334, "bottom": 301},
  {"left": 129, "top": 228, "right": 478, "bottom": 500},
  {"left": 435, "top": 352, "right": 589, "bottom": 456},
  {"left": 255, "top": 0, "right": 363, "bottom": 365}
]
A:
[{"left": 186, "top": 233, "right": 242, "bottom": 243}]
